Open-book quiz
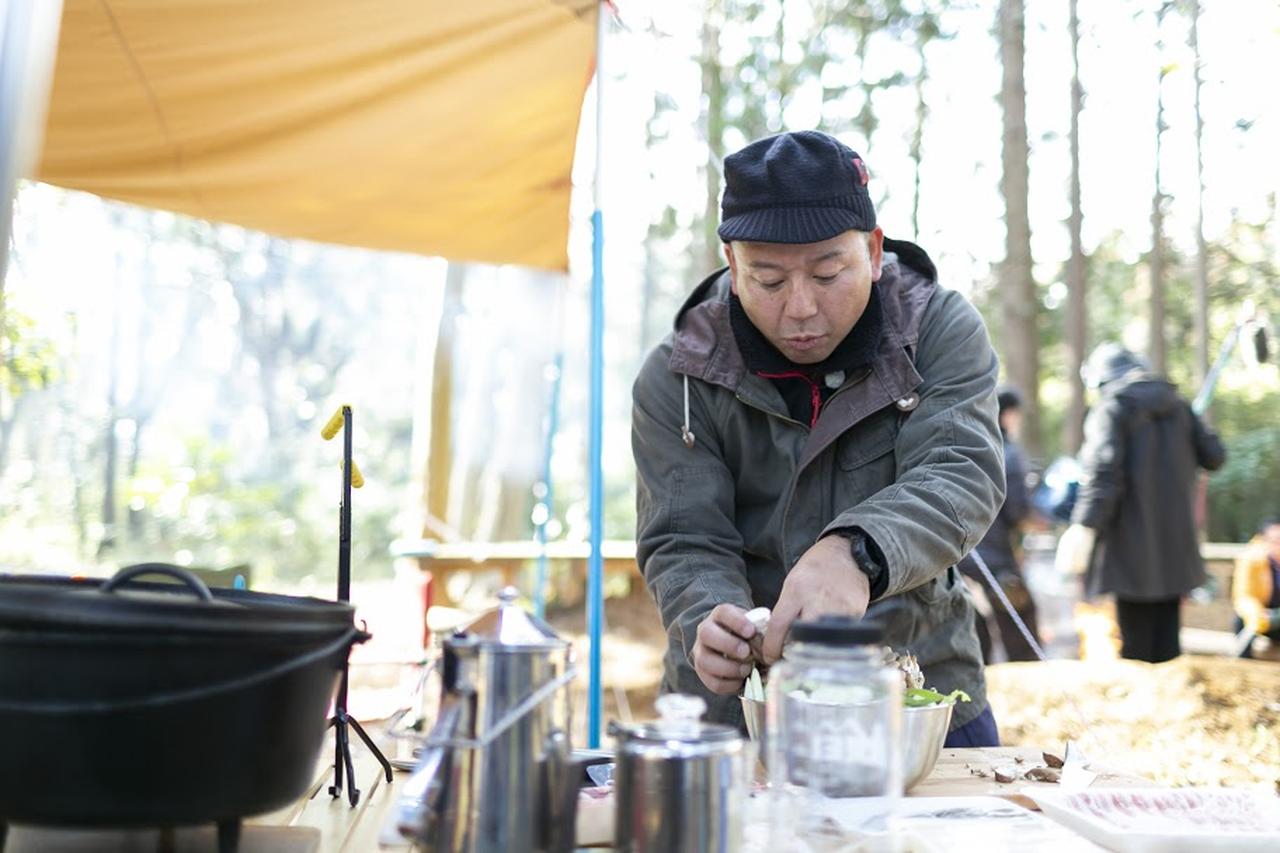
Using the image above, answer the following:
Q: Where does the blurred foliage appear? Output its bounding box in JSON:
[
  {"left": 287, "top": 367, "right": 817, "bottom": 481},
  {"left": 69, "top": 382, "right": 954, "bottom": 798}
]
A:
[
  {"left": 0, "top": 189, "right": 426, "bottom": 584},
  {"left": 1206, "top": 399, "right": 1280, "bottom": 542},
  {"left": 976, "top": 207, "right": 1279, "bottom": 542},
  {"left": 1, "top": 307, "right": 57, "bottom": 397},
  {"left": 111, "top": 433, "right": 406, "bottom": 583}
]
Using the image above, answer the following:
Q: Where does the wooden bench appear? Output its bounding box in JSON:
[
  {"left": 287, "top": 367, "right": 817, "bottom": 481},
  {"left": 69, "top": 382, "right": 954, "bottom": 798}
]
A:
[{"left": 389, "top": 538, "right": 639, "bottom": 609}]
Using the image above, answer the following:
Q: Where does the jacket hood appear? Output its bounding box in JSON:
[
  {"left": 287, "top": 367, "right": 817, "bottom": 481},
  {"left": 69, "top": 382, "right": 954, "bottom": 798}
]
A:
[
  {"left": 1083, "top": 343, "right": 1150, "bottom": 390},
  {"left": 1106, "top": 375, "right": 1181, "bottom": 419}
]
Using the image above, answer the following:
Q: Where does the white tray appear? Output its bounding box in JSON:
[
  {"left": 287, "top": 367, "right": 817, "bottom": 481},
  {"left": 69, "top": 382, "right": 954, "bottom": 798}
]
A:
[
  {"left": 1025, "top": 787, "right": 1280, "bottom": 853},
  {"left": 744, "top": 795, "right": 1101, "bottom": 852}
]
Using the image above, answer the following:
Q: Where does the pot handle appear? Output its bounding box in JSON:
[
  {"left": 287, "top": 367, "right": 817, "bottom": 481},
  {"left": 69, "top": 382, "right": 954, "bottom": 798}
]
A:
[
  {"left": 103, "top": 563, "right": 216, "bottom": 602},
  {"left": 0, "top": 626, "right": 366, "bottom": 715}
]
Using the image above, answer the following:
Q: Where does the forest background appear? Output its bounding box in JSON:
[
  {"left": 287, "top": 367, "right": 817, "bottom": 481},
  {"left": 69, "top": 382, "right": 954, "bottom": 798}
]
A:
[{"left": 1, "top": 0, "right": 1277, "bottom": 589}]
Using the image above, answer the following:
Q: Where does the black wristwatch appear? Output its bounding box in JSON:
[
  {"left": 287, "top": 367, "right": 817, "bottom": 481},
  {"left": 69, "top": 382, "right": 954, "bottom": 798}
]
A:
[{"left": 846, "top": 529, "right": 889, "bottom": 601}]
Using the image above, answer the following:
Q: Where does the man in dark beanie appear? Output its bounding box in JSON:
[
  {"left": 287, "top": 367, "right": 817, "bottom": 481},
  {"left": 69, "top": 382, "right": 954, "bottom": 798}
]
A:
[{"left": 632, "top": 130, "right": 1005, "bottom": 745}]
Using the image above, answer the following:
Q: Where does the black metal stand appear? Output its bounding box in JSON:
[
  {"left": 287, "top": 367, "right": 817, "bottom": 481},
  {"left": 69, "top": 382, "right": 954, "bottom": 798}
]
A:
[
  {"left": 325, "top": 406, "right": 393, "bottom": 806},
  {"left": 216, "top": 820, "right": 240, "bottom": 853}
]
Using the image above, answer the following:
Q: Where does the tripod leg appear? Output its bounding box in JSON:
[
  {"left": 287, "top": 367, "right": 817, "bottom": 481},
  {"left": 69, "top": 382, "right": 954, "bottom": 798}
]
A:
[
  {"left": 340, "top": 721, "right": 360, "bottom": 807},
  {"left": 329, "top": 716, "right": 346, "bottom": 798},
  {"left": 217, "top": 819, "right": 241, "bottom": 853},
  {"left": 348, "top": 716, "right": 395, "bottom": 782}
]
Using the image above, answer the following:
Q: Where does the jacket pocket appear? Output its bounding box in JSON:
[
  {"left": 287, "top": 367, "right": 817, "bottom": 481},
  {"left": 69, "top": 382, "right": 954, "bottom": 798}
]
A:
[
  {"left": 836, "top": 407, "right": 901, "bottom": 470},
  {"left": 910, "top": 567, "right": 955, "bottom": 606}
]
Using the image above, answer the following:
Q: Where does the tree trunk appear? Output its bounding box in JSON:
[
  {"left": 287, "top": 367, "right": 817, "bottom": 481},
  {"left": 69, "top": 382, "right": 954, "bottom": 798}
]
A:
[
  {"left": 910, "top": 36, "right": 929, "bottom": 241},
  {"left": 1064, "top": 0, "right": 1087, "bottom": 455},
  {"left": 700, "top": 0, "right": 725, "bottom": 274},
  {"left": 1190, "top": 0, "right": 1209, "bottom": 385},
  {"left": 855, "top": 24, "right": 877, "bottom": 146},
  {"left": 998, "top": 0, "right": 1041, "bottom": 455},
  {"left": 0, "top": 393, "right": 25, "bottom": 480},
  {"left": 100, "top": 218, "right": 124, "bottom": 557},
  {"left": 425, "top": 262, "right": 466, "bottom": 535},
  {"left": 1148, "top": 3, "right": 1170, "bottom": 377}
]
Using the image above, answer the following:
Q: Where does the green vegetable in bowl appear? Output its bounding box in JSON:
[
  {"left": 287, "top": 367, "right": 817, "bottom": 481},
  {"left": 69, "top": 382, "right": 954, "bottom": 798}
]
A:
[{"left": 903, "top": 687, "right": 971, "bottom": 708}]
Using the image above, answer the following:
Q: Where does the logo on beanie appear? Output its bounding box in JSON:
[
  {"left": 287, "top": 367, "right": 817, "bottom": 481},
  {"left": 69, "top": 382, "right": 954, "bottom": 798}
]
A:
[{"left": 852, "top": 157, "right": 869, "bottom": 187}]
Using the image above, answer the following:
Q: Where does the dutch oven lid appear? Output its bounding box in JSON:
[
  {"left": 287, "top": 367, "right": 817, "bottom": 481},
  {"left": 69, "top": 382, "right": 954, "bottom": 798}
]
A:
[
  {"left": 0, "top": 563, "right": 356, "bottom": 638},
  {"left": 611, "top": 694, "right": 740, "bottom": 750},
  {"left": 450, "top": 586, "right": 567, "bottom": 650}
]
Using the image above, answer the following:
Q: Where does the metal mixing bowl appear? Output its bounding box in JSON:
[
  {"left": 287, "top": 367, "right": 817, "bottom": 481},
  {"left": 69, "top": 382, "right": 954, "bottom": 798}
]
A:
[{"left": 739, "top": 695, "right": 954, "bottom": 791}]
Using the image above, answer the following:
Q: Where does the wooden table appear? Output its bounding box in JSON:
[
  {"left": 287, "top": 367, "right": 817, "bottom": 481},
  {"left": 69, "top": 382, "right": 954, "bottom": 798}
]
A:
[
  {"left": 7, "top": 743, "right": 1148, "bottom": 851},
  {"left": 254, "top": 744, "right": 1149, "bottom": 851},
  {"left": 910, "top": 745, "right": 1153, "bottom": 808}
]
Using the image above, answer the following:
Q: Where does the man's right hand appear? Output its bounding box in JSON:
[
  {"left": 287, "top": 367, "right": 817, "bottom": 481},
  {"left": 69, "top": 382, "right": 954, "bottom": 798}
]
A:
[{"left": 692, "top": 604, "right": 758, "bottom": 695}]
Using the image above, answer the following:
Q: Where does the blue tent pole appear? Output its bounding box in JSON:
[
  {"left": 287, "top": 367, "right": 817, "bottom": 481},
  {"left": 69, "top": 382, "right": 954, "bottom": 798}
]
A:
[
  {"left": 533, "top": 350, "right": 563, "bottom": 620},
  {"left": 586, "top": 1, "right": 607, "bottom": 750}
]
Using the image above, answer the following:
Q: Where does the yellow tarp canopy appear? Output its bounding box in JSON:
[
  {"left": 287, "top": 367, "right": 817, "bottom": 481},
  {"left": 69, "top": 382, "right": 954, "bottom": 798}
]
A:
[{"left": 37, "top": 0, "right": 597, "bottom": 271}]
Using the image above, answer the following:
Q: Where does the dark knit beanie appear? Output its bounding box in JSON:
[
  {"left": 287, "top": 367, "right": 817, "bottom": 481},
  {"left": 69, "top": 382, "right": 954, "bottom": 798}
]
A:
[{"left": 717, "top": 130, "right": 877, "bottom": 244}]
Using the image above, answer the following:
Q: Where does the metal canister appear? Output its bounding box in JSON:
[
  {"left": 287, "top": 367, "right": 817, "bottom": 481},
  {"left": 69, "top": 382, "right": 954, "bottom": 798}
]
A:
[
  {"left": 397, "top": 587, "right": 580, "bottom": 853},
  {"left": 609, "top": 694, "right": 750, "bottom": 853}
]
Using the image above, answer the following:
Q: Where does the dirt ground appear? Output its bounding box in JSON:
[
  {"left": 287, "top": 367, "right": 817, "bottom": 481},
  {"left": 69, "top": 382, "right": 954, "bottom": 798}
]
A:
[{"left": 987, "top": 657, "right": 1280, "bottom": 790}]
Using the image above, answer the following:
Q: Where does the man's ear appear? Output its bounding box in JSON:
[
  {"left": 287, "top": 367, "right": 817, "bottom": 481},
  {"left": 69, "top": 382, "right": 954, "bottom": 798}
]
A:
[
  {"left": 868, "top": 228, "right": 885, "bottom": 282},
  {"left": 724, "top": 242, "right": 739, "bottom": 294}
]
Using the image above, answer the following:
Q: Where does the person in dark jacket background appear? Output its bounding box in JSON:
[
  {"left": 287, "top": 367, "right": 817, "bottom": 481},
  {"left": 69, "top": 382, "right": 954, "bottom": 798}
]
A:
[
  {"left": 1055, "top": 343, "right": 1226, "bottom": 663},
  {"left": 961, "top": 386, "right": 1043, "bottom": 662}
]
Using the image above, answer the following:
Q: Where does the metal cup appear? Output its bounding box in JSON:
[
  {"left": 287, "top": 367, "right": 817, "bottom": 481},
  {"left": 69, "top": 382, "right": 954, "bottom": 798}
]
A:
[{"left": 610, "top": 695, "right": 751, "bottom": 853}]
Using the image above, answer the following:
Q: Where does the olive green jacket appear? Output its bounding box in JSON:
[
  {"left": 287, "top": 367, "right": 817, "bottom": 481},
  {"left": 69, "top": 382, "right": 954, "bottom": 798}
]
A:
[{"left": 631, "top": 253, "right": 1004, "bottom": 730}]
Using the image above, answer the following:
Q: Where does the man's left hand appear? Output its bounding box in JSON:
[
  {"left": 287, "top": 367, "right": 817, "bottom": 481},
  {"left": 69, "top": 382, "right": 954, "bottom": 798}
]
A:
[{"left": 761, "top": 535, "right": 870, "bottom": 663}]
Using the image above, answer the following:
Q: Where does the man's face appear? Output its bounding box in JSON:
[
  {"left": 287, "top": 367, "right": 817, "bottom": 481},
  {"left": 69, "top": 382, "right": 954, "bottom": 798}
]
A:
[
  {"left": 1001, "top": 408, "right": 1023, "bottom": 441},
  {"left": 725, "top": 228, "right": 884, "bottom": 365},
  {"left": 1263, "top": 523, "right": 1280, "bottom": 563}
]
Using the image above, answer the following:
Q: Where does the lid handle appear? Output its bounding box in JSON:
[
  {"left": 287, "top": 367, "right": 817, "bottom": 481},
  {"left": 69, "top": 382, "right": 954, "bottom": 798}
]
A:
[
  {"left": 654, "top": 693, "right": 706, "bottom": 736},
  {"left": 101, "top": 563, "right": 215, "bottom": 603}
]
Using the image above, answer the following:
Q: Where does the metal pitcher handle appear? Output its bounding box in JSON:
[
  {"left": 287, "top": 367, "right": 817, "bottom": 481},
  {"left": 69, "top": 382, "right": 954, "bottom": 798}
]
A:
[
  {"left": 540, "top": 729, "right": 582, "bottom": 853},
  {"left": 395, "top": 698, "right": 467, "bottom": 843}
]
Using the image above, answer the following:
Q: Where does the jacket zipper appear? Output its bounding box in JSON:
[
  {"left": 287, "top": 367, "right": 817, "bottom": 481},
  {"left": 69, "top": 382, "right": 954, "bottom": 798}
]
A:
[{"left": 738, "top": 366, "right": 874, "bottom": 569}]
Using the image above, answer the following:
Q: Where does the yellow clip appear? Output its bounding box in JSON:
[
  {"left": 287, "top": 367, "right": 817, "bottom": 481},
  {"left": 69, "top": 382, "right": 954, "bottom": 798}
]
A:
[
  {"left": 342, "top": 460, "right": 365, "bottom": 489},
  {"left": 321, "top": 405, "right": 350, "bottom": 440}
]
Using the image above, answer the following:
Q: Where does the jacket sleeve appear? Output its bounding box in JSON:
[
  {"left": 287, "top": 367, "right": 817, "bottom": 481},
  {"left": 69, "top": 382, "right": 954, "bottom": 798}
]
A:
[
  {"left": 631, "top": 345, "right": 754, "bottom": 666},
  {"left": 1233, "top": 544, "right": 1272, "bottom": 634},
  {"left": 1071, "top": 395, "right": 1127, "bottom": 530},
  {"left": 821, "top": 290, "right": 1005, "bottom": 598},
  {"left": 1189, "top": 405, "right": 1226, "bottom": 471}
]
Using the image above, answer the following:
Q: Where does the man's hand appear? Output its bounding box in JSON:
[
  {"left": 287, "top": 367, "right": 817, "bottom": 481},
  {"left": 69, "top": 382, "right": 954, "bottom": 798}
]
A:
[
  {"left": 692, "top": 604, "right": 758, "bottom": 695},
  {"left": 761, "top": 535, "right": 870, "bottom": 663},
  {"left": 1054, "top": 524, "right": 1096, "bottom": 576}
]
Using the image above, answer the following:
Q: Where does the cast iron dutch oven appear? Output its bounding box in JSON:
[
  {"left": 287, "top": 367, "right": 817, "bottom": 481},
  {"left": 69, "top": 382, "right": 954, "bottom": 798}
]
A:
[{"left": 0, "top": 563, "right": 368, "bottom": 850}]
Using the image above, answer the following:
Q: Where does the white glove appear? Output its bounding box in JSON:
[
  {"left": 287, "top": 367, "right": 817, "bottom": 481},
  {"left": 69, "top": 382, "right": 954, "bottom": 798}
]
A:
[{"left": 1055, "top": 524, "right": 1096, "bottom": 576}]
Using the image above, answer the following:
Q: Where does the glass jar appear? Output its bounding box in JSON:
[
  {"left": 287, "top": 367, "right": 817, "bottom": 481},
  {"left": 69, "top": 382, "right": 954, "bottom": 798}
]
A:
[{"left": 765, "top": 616, "right": 902, "bottom": 823}]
